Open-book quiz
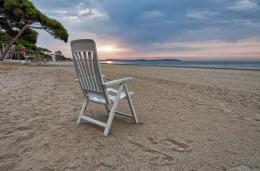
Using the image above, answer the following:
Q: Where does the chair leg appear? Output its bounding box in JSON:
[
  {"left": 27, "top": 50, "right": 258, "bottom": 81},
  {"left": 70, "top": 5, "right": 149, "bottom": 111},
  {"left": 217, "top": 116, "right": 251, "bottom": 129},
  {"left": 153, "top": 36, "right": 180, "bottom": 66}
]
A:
[
  {"left": 77, "top": 99, "right": 88, "bottom": 125},
  {"left": 104, "top": 84, "right": 124, "bottom": 136},
  {"left": 124, "top": 84, "right": 139, "bottom": 123},
  {"left": 104, "top": 104, "right": 110, "bottom": 114}
]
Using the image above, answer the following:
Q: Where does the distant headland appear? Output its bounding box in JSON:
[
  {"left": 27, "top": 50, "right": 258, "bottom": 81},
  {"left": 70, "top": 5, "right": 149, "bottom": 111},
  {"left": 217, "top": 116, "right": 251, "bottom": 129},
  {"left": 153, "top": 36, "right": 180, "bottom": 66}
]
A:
[{"left": 100, "top": 58, "right": 182, "bottom": 62}]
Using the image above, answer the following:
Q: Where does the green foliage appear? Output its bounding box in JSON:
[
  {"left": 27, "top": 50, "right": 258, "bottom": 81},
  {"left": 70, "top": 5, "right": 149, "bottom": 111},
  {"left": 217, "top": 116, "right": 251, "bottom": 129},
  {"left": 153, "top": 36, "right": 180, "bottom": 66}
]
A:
[
  {"left": 0, "top": 0, "right": 68, "bottom": 42},
  {"left": 26, "top": 46, "right": 52, "bottom": 62},
  {"left": 16, "top": 28, "right": 38, "bottom": 50},
  {"left": 0, "top": 28, "right": 38, "bottom": 51},
  {"left": 37, "top": 47, "right": 51, "bottom": 53},
  {"left": 55, "top": 50, "right": 71, "bottom": 61},
  {"left": 15, "top": 43, "right": 25, "bottom": 52},
  {"left": 18, "top": 28, "right": 38, "bottom": 44},
  {"left": 0, "top": 31, "right": 11, "bottom": 54},
  {"left": 0, "top": 0, "right": 69, "bottom": 61}
]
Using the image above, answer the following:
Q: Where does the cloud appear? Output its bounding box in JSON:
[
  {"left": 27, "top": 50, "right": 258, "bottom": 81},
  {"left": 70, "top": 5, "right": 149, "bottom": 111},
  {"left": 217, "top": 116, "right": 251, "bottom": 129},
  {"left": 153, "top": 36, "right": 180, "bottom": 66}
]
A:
[
  {"left": 31, "top": 0, "right": 260, "bottom": 59},
  {"left": 138, "top": 39, "right": 260, "bottom": 59},
  {"left": 34, "top": 0, "right": 108, "bottom": 23},
  {"left": 78, "top": 8, "right": 106, "bottom": 18},
  {"left": 57, "top": 8, "right": 108, "bottom": 22},
  {"left": 139, "top": 11, "right": 165, "bottom": 20},
  {"left": 63, "top": 16, "right": 79, "bottom": 21},
  {"left": 186, "top": 10, "right": 219, "bottom": 20},
  {"left": 226, "top": 0, "right": 258, "bottom": 11}
]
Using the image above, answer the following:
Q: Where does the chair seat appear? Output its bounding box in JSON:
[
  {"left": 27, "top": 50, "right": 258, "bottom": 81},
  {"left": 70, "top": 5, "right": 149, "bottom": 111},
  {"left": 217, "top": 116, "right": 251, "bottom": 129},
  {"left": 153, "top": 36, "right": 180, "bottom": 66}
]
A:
[{"left": 87, "top": 88, "right": 134, "bottom": 104}]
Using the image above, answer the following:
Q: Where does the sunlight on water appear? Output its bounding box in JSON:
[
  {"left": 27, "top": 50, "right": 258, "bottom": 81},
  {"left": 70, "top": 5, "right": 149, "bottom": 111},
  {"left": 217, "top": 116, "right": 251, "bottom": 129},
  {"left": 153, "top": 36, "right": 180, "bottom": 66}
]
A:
[{"left": 104, "top": 61, "right": 113, "bottom": 64}]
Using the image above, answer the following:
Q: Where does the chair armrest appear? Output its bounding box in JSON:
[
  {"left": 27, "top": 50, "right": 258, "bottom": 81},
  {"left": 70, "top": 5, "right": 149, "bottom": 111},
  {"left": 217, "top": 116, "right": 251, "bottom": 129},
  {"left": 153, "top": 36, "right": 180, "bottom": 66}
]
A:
[{"left": 103, "top": 77, "right": 133, "bottom": 87}]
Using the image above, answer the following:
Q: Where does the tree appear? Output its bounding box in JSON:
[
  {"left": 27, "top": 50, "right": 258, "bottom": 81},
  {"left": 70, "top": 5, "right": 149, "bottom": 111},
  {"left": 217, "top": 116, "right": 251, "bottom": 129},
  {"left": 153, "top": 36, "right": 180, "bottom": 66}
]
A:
[
  {"left": 37, "top": 47, "right": 52, "bottom": 62},
  {"left": 15, "top": 43, "right": 25, "bottom": 62},
  {"left": 0, "top": 25, "right": 38, "bottom": 56},
  {"left": 0, "top": 0, "right": 69, "bottom": 61},
  {"left": 55, "top": 50, "right": 65, "bottom": 61}
]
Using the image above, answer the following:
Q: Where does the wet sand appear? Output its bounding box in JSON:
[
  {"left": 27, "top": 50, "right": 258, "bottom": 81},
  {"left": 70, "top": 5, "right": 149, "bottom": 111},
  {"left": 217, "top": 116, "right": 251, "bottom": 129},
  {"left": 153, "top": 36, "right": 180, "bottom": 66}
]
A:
[{"left": 0, "top": 63, "right": 259, "bottom": 170}]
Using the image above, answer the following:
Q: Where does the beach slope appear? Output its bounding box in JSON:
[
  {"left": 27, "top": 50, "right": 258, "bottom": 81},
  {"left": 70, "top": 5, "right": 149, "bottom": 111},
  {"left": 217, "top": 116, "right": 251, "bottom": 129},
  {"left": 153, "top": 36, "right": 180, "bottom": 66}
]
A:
[{"left": 0, "top": 64, "right": 259, "bottom": 170}]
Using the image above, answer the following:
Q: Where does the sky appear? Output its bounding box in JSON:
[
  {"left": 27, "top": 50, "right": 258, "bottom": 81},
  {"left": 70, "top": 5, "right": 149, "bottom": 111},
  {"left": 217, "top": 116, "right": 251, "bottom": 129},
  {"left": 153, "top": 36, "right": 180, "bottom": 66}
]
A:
[{"left": 33, "top": 0, "right": 260, "bottom": 60}]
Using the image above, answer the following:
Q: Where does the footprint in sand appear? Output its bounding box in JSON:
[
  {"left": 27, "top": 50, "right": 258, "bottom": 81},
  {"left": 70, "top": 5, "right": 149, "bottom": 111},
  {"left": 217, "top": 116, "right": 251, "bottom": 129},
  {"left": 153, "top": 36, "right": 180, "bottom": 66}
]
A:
[
  {"left": 96, "top": 162, "right": 113, "bottom": 170},
  {"left": 0, "top": 154, "right": 19, "bottom": 160},
  {"left": 128, "top": 140, "right": 174, "bottom": 165},
  {"left": 128, "top": 137, "right": 192, "bottom": 166},
  {"left": 147, "top": 137, "right": 158, "bottom": 144},
  {"left": 227, "top": 165, "right": 252, "bottom": 171},
  {"left": 16, "top": 125, "right": 32, "bottom": 131},
  {"left": 147, "top": 137, "right": 192, "bottom": 153},
  {"left": 160, "top": 139, "right": 192, "bottom": 153}
]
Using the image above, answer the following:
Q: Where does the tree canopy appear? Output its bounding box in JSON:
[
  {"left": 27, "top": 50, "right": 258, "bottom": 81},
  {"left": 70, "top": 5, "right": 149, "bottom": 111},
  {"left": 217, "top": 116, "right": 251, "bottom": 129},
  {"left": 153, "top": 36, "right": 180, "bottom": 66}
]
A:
[
  {"left": 0, "top": 0, "right": 69, "bottom": 60},
  {"left": 0, "top": 0, "right": 68, "bottom": 42},
  {"left": 55, "top": 50, "right": 71, "bottom": 61}
]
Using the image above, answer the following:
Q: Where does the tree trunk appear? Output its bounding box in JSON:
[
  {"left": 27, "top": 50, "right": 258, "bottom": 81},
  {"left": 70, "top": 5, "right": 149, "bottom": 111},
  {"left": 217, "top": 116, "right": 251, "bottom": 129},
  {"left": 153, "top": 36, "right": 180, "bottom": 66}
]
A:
[
  {"left": 0, "top": 24, "right": 30, "bottom": 61},
  {"left": 0, "top": 44, "right": 3, "bottom": 55},
  {"left": 18, "top": 53, "right": 21, "bottom": 63}
]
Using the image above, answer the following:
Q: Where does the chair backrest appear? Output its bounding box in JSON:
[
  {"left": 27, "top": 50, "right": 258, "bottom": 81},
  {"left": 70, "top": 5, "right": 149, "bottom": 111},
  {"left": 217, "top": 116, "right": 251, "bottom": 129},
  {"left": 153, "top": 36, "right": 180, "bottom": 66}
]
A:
[{"left": 71, "top": 39, "right": 109, "bottom": 103}]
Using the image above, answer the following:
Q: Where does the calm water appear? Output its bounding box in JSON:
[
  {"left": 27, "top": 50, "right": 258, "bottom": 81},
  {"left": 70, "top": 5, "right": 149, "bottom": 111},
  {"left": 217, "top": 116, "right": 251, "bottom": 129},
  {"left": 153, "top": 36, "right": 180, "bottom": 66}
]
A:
[{"left": 101, "top": 60, "right": 260, "bottom": 70}]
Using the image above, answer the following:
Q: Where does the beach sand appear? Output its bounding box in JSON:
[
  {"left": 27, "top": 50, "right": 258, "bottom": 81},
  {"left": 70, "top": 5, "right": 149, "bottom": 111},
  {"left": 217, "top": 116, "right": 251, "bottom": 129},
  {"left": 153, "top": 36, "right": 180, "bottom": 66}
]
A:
[{"left": 0, "top": 63, "right": 259, "bottom": 171}]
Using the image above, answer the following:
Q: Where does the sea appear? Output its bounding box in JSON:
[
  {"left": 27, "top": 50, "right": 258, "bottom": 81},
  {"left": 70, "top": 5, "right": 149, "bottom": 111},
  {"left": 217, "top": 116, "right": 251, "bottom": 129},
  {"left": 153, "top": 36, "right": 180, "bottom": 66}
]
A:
[{"left": 100, "top": 60, "right": 260, "bottom": 70}]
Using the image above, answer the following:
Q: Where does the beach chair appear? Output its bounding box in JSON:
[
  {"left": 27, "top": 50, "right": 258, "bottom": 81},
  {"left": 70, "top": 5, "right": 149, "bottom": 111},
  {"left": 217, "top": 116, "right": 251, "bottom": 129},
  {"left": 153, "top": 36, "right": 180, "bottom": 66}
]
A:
[{"left": 71, "top": 39, "right": 139, "bottom": 136}]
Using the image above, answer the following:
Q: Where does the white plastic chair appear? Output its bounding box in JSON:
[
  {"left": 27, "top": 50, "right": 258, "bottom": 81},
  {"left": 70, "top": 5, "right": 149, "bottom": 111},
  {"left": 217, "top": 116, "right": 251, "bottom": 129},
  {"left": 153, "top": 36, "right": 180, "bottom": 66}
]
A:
[{"left": 71, "top": 39, "right": 138, "bottom": 136}]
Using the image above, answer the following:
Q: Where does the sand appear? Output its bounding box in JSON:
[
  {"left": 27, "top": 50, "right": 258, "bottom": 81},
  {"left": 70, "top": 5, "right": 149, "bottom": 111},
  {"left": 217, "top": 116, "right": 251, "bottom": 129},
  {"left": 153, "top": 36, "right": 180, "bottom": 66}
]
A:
[{"left": 0, "top": 63, "right": 259, "bottom": 171}]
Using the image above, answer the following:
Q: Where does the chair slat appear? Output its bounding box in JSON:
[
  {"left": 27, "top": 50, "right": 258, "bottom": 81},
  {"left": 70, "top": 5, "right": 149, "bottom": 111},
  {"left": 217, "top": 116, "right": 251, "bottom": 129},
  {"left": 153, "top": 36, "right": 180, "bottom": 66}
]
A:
[
  {"left": 77, "top": 52, "right": 90, "bottom": 90},
  {"left": 93, "top": 52, "right": 103, "bottom": 91},
  {"left": 73, "top": 53, "right": 86, "bottom": 91},
  {"left": 86, "top": 51, "right": 96, "bottom": 91},
  {"left": 74, "top": 52, "right": 88, "bottom": 90},
  {"left": 81, "top": 51, "right": 93, "bottom": 90},
  {"left": 89, "top": 51, "right": 100, "bottom": 92}
]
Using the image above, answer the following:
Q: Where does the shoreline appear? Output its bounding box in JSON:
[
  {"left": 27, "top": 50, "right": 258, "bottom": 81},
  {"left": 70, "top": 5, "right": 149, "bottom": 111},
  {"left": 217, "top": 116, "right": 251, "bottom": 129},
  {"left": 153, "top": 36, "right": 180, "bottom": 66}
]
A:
[
  {"left": 101, "top": 63, "right": 260, "bottom": 71},
  {"left": 2, "top": 60, "right": 260, "bottom": 71}
]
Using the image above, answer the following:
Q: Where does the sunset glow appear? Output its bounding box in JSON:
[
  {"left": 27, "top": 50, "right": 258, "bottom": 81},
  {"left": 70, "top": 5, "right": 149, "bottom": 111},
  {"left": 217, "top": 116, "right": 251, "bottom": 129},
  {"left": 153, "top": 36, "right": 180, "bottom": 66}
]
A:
[
  {"left": 98, "top": 46, "right": 115, "bottom": 53},
  {"left": 98, "top": 45, "right": 127, "bottom": 53},
  {"left": 33, "top": 0, "right": 260, "bottom": 60}
]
